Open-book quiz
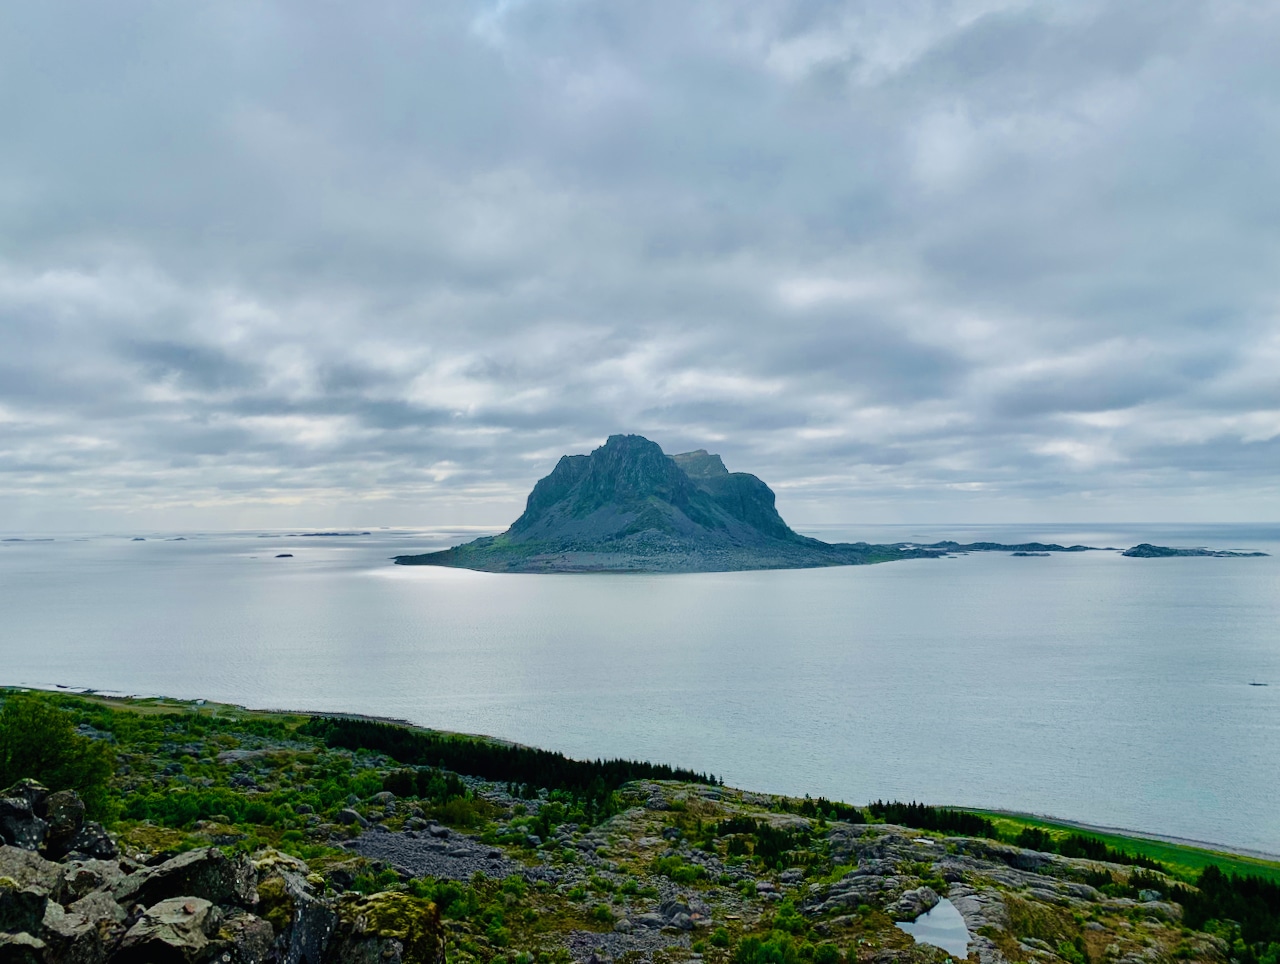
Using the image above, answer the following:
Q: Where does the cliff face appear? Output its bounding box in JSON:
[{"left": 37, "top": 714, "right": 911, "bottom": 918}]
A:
[
  {"left": 505, "top": 435, "right": 800, "bottom": 547},
  {"left": 394, "top": 435, "right": 925, "bottom": 573}
]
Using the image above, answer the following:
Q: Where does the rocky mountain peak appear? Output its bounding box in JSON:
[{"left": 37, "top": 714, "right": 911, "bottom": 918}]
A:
[
  {"left": 671, "top": 449, "right": 729, "bottom": 478},
  {"left": 397, "top": 434, "right": 897, "bottom": 572}
]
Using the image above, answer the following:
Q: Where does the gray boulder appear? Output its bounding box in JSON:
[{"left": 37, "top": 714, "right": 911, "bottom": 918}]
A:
[
  {"left": 115, "top": 896, "right": 222, "bottom": 963},
  {"left": 65, "top": 820, "right": 117, "bottom": 861},
  {"left": 0, "top": 797, "right": 46, "bottom": 852},
  {"left": 41, "top": 789, "right": 86, "bottom": 858},
  {"left": 336, "top": 809, "right": 368, "bottom": 828},
  {"left": 0, "top": 845, "right": 62, "bottom": 893},
  {"left": 53, "top": 858, "right": 126, "bottom": 905},
  {"left": 0, "top": 931, "right": 47, "bottom": 964},
  {"left": 208, "top": 909, "right": 277, "bottom": 964},
  {"left": 0, "top": 878, "right": 47, "bottom": 935},
  {"left": 40, "top": 893, "right": 127, "bottom": 964},
  {"left": 113, "top": 847, "right": 257, "bottom": 910},
  {"left": 0, "top": 781, "right": 48, "bottom": 814},
  {"left": 886, "top": 885, "right": 941, "bottom": 921}
]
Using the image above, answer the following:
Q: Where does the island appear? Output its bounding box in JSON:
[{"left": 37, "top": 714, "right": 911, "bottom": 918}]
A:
[
  {"left": 395, "top": 435, "right": 1095, "bottom": 573},
  {"left": 393, "top": 435, "right": 1267, "bottom": 573},
  {"left": 1121, "top": 543, "right": 1268, "bottom": 558}
]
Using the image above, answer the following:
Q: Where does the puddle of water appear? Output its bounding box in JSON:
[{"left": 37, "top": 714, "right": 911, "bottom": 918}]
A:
[{"left": 896, "top": 897, "right": 971, "bottom": 958}]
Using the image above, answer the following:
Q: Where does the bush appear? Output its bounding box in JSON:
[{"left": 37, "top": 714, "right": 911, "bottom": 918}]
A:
[
  {"left": 813, "top": 944, "right": 841, "bottom": 964},
  {"left": 0, "top": 695, "right": 114, "bottom": 818},
  {"left": 735, "top": 934, "right": 801, "bottom": 964}
]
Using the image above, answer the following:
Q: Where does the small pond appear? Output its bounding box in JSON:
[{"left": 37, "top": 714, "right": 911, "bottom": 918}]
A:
[{"left": 896, "top": 898, "right": 971, "bottom": 958}]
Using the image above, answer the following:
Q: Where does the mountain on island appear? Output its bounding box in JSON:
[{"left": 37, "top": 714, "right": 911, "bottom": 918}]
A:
[
  {"left": 394, "top": 434, "right": 937, "bottom": 573},
  {"left": 392, "top": 435, "right": 1267, "bottom": 573}
]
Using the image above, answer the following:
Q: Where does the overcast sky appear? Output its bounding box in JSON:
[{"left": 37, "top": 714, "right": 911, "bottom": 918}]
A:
[{"left": 2, "top": 0, "right": 1278, "bottom": 532}]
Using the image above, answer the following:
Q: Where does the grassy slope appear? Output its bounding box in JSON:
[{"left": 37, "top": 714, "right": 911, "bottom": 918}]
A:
[{"left": 962, "top": 808, "right": 1280, "bottom": 883}]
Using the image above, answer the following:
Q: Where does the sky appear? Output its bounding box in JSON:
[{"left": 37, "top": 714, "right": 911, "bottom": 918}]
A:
[{"left": 2, "top": 0, "right": 1278, "bottom": 532}]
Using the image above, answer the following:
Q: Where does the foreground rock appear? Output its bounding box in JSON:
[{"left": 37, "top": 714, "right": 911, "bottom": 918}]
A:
[
  {"left": 0, "top": 782, "right": 445, "bottom": 964},
  {"left": 0, "top": 780, "right": 117, "bottom": 862}
]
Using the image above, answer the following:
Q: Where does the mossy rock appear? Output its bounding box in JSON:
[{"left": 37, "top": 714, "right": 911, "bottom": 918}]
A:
[
  {"left": 256, "top": 875, "right": 296, "bottom": 933},
  {"left": 335, "top": 892, "right": 444, "bottom": 964}
]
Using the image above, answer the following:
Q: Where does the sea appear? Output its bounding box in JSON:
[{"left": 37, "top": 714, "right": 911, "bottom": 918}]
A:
[{"left": 1, "top": 523, "right": 1277, "bottom": 855}]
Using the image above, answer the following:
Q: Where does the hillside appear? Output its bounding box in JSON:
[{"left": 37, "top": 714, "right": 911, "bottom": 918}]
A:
[{"left": 2, "top": 688, "right": 1275, "bottom": 964}]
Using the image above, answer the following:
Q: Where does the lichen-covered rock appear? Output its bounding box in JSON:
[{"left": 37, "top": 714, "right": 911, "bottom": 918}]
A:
[
  {"left": 0, "top": 930, "right": 47, "bottom": 964},
  {"left": 42, "top": 789, "right": 86, "bottom": 859},
  {"left": 0, "top": 845, "right": 61, "bottom": 893},
  {"left": 0, "top": 782, "right": 49, "bottom": 815},
  {"left": 209, "top": 909, "right": 277, "bottom": 964},
  {"left": 40, "top": 894, "right": 126, "bottom": 964},
  {"left": 0, "top": 798, "right": 45, "bottom": 853},
  {"left": 887, "top": 885, "right": 941, "bottom": 921},
  {"left": 64, "top": 821, "right": 118, "bottom": 861},
  {"left": 54, "top": 858, "right": 125, "bottom": 905},
  {"left": 115, "top": 896, "right": 222, "bottom": 963},
  {"left": 331, "top": 892, "right": 445, "bottom": 964},
  {"left": 113, "top": 847, "right": 257, "bottom": 910},
  {"left": 257, "top": 863, "right": 336, "bottom": 964},
  {"left": 0, "top": 877, "right": 47, "bottom": 934}
]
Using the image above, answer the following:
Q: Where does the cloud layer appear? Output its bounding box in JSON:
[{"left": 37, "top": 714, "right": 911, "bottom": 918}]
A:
[{"left": 2, "top": 0, "right": 1278, "bottom": 529}]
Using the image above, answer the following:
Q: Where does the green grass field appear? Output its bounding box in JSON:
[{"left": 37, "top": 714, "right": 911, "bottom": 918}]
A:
[{"left": 963, "top": 809, "right": 1280, "bottom": 883}]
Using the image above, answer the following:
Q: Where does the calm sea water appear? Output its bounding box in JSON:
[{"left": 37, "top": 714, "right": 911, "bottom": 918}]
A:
[{"left": 1, "top": 523, "right": 1278, "bottom": 854}]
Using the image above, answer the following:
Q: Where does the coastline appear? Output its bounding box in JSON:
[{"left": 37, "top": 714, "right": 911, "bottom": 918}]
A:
[
  {"left": 10, "top": 683, "right": 1276, "bottom": 872},
  {"left": 969, "top": 808, "right": 1280, "bottom": 864},
  {"left": 5, "top": 684, "right": 1280, "bottom": 964}
]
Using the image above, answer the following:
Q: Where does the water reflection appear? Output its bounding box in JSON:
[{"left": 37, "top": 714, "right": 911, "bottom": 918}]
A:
[{"left": 896, "top": 898, "right": 970, "bottom": 958}]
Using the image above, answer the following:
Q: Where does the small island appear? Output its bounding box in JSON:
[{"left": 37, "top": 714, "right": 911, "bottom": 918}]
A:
[{"left": 1121, "top": 543, "right": 1268, "bottom": 558}]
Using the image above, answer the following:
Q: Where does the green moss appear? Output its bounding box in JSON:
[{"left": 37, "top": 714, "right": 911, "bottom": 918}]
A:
[
  {"left": 256, "top": 876, "right": 295, "bottom": 933},
  {"left": 338, "top": 891, "right": 444, "bottom": 964}
]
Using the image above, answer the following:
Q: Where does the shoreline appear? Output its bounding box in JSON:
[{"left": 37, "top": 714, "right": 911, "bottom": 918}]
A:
[
  {"left": 8, "top": 682, "right": 1276, "bottom": 870},
  {"left": 970, "top": 807, "right": 1280, "bottom": 863}
]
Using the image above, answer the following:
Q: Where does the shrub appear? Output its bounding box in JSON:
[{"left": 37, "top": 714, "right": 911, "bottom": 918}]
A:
[
  {"left": 0, "top": 695, "right": 115, "bottom": 818},
  {"left": 734, "top": 934, "right": 801, "bottom": 964},
  {"left": 590, "top": 903, "right": 614, "bottom": 923}
]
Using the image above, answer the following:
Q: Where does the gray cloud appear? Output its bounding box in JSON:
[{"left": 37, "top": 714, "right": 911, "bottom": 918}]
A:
[{"left": 1, "top": 0, "right": 1278, "bottom": 530}]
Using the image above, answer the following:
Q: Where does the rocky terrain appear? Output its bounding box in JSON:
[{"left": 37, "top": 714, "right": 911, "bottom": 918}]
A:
[
  {"left": 1, "top": 771, "right": 1233, "bottom": 964},
  {"left": 1, "top": 778, "right": 445, "bottom": 963},
  {"left": 4, "top": 690, "right": 1276, "bottom": 964}
]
